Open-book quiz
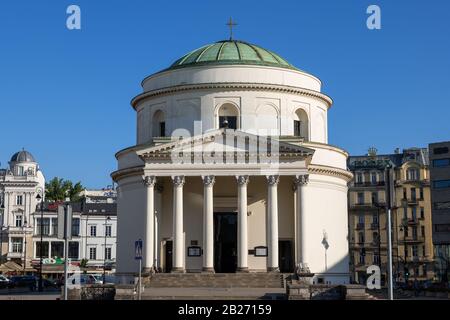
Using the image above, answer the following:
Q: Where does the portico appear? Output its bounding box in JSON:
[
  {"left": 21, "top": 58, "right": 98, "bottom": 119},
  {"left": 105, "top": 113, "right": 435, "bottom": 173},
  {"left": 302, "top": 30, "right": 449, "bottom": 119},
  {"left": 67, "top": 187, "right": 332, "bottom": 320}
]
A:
[{"left": 135, "top": 129, "right": 313, "bottom": 273}]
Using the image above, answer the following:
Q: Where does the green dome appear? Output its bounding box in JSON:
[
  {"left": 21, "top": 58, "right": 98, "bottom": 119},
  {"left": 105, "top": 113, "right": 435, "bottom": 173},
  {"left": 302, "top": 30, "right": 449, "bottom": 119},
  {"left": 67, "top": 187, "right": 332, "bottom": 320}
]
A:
[{"left": 167, "top": 40, "right": 299, "bottom": 71}]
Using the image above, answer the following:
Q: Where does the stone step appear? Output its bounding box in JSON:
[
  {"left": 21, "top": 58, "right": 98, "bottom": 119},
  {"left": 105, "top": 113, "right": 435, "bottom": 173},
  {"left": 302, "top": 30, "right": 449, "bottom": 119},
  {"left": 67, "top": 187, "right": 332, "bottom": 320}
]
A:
[{"left": 146, "top": 273, "right": 286, "bottom": 289}]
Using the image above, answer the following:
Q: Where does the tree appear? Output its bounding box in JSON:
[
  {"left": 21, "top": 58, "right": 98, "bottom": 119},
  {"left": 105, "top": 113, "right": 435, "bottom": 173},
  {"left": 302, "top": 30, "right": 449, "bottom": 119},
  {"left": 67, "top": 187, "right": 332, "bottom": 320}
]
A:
[{"left": 45, "top": 177, "right": 84, "bottom": 202}]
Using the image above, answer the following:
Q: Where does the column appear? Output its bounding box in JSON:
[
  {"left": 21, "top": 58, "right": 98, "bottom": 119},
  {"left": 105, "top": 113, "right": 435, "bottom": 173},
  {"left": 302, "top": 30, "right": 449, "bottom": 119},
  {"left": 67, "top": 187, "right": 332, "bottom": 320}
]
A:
[
  {"left": 202, "top": 175, "right": 215, "bottom": 272},
  {"left": 143, "top": 176, "right": 156, "bottom": 272},
  {"left": 294, "top": 175, "right": 309, "bottom": 270},
  {"left": 267, "top": 175, "right": 280, "bottom": 272},
  {"left": 172, "top": 176, "right": 185, "bottom": 273},
  {"left": 236, "top": 175, "right": 249, "bottom": 272}
]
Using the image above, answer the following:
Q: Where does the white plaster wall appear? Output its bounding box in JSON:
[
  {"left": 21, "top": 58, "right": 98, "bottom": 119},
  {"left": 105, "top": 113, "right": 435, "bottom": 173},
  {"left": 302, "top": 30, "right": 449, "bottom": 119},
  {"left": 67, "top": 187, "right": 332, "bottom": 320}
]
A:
[
  {"left": 142, "top": 65, "right": 322, "bottom": 93},
  {"left": 302, "top": 174, "right": 350, "bottom": 284},
  {"left": 135, "top": 90, "right": 329, "bottom": 145}
]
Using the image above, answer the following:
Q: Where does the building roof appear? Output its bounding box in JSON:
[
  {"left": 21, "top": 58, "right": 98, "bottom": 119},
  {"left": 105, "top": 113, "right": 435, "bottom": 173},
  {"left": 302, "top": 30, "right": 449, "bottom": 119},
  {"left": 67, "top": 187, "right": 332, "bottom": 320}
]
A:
[
  {"left": 348, "top": 147, "right": 429, "bottom": 169},
  {"left": 10, "top": 150, "right": 35, "bottom": 163},
  {"left": 166, "top": 40, "right": 299, "bottom": 72}
]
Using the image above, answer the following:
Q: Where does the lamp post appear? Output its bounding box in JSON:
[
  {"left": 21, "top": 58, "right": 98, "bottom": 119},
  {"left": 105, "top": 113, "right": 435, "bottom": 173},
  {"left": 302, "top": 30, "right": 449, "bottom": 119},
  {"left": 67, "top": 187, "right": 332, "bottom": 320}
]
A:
[
  {"left": 0, "top": 202, "right": 4, "bottom": 265},
  {"left": 22, "top": 220, "right": 28, "bottom": 272},
  {"left": 103, "top": 216, "right": 111, "bottom": 284},
  {"left": 36, "top": 194, "right": 44, "bottom": 292}
]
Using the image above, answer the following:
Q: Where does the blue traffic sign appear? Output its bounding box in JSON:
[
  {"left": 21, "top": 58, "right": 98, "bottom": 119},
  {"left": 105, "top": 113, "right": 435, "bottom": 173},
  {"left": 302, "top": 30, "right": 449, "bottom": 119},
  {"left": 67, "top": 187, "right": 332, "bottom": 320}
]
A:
[{"left": 135, "top": 239, "right": 143, "bottom": 260}]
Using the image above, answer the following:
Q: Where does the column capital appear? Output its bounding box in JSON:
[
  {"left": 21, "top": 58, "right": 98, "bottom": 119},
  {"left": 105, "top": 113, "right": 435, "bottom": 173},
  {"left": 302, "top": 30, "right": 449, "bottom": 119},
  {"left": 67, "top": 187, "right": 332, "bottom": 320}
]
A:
[
  {"left": 143, "top": 176, "right": 157, "bottom": 187},
  {"left": 202, "top": 175, "right": 215, "bottom": 187},
  {"left": 172, "top": 175, "right": 185, "bottom": 187},
  {"left": 293, "top": 174, "right": 309, "bottom": 190},
  {"left": 236, "top": 175, "right": 249, "bottom": 186},
  {"left": 266, "top": 175, "right": 280, "bottom": 186}
]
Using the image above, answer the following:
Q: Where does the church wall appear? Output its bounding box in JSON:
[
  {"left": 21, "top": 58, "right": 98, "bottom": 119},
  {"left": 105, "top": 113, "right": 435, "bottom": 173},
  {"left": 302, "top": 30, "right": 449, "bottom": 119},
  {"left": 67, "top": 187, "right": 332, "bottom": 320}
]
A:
[
  {"left": 142, "top": 65, "right": 322, "bottom": 93},
  {"left": 135, "top": 90, "right": 330, "bottom": 145},
  {"left": 302, "top": 174, "right": 350, "bottom": 284}
]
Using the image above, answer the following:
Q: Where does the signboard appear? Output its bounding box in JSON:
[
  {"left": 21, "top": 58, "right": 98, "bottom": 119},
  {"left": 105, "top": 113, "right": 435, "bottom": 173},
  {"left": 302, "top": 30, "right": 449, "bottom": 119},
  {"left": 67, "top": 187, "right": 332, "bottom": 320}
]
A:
[
  {"left": 57, "top": 205, "right": 72, "bottom": 240},
  {"left": 254, "top": 246, "right": 268, "bottom": 257},
  {"left": 187, "top": 246, "right": 201, "bottom": 257},
  {"left": 135, "top": 239, "right": 143, "bottom": 260}
]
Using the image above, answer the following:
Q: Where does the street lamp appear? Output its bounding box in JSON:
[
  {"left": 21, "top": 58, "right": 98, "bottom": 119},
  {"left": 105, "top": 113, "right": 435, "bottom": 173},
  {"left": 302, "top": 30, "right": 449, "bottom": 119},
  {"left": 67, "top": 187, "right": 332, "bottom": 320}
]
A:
[
  {"left": 22, "top": 219, "right": 28, "bottom": 272},
  {"left": 36, "top": 194, "right": 44, "bottom": 292},
  {"left": 0, "top": 202, "right": 4, "bottom": 265},
  {"left": 103, "top": 216, "right": 111, "bottom": 284}
]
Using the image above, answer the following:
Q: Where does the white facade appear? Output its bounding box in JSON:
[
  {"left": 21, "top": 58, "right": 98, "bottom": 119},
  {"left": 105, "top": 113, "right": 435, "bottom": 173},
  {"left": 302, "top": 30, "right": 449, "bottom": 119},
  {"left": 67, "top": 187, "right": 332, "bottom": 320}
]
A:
[
  {"left": 113, "top": 40, "right": 352, "bottom": 285},
  {"left": 0, "top": 150, "right": 45, "bottom": 267}
]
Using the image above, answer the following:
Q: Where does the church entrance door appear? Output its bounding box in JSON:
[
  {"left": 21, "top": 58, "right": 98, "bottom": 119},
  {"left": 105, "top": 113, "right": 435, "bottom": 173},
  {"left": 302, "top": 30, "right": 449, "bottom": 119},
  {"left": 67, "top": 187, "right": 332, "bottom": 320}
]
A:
[
  {"left": 214, "top": 212, "right": 237, "bottom": 273},
  {"left": 164, "top": 240, "right": 173, "bottom": 273},
  {"left": 279, "top": 240, "right": 294, "bottom": 273}
]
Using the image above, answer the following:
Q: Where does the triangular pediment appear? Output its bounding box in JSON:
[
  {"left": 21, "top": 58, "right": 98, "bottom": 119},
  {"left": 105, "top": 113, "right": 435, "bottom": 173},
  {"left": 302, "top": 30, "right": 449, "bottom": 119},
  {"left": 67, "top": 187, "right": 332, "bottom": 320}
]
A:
[{"left": 136, "top": 129, "right": 314, "bottom": 162}]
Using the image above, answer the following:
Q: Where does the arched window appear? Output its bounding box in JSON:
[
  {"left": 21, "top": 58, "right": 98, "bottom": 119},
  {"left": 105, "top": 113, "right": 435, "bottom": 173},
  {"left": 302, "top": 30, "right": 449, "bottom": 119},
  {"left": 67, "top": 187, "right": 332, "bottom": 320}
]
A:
[
  {"left": 217, "top": 103, "right": 239, "bottom": 129},
  {"left": 293, "top": 109, "right": 309, "bottom": 140},
  {"left": 152, "top": 110, "right": 166, "bottom": 137}
]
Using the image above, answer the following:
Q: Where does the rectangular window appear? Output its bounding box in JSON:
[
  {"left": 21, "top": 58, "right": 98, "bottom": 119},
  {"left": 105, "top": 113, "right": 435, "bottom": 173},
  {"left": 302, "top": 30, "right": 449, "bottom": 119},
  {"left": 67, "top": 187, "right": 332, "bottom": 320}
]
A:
[
  {"left": 403, "top": 188, "right": 407, "bottom": 199},
  {"left": 90, "top": 225, "right": 97, "bottom": 237},
  {"left": 421, "top": 226, "right": 425, "bottom": 237},
  {"left": 371, "top": 192, "right": 378, "bottom": 204},
  {"left": 105, "top": 247, "right": 112, "bottom": 260},
  {"left": 420, "top": 207, "right": 424, "bottom": 219},
  {"left": 72, "top": 218, "right": 80, "bottom": 236},
  {"left": 51, "top": 242, "right": 64, "bottom": 258},
  {"left": 68, "top": 242, "right": 79, "bottom": 260},
  {"left": 433, "top": 180, "right": 450, "bottom": 189},
  {"left": 359, "top": 249, "right": 365, "bottom": 264},
  {"left": 219, "top": 116, "right": 237, "bottom": 130},
  {"left": 422, "top": 245, "right": 426, "bottom": 257},
  {"left": 51, "top": 218, "right": 58, "bottom": 236},
  {"left": 412, "top": 245, "right": 418, "bottom": 257},
  {"left": 433, "top": 147, "right": 449, "bottom": 155},
  {"left": 404, "top": 245, "right": 408, "bottom": 257},
  {"left": 16, "top": 195, "right": 23, "bottom": 205},
  {"left": 35, "top": 242, "right": 49, "bottom": 258},
  {"left": 15, "top": 215, "right": 23, "bottom": 227},
  {"left": 18, "top": 166, "right": 24, "bottom": 176},
  {"left": 372, "top": 213, "right": 379, "bottom": 224},
  {"left": 435, "top": 201, "right": 450, "bottom": 210},
  {"left": 371, "top": 172, "right": 377, "bottom": 184},
  {"left": 105, "top": 225, "right": 112, "bottom": 237},
  {"left": 407, "top": 169, "right": 418, "bottom": 181},
  {"left": 419, "top": 187, "right": 424, "bottom": 199},
  {"left": 435, "top": 224, "right": 450, "bottom": 232},
  {"left": 358, "top": 215, "right": 365, "bottom": 225},
  {"left": 412, "top": 227, "right": 418, "bottom": 240},
  {"left": 373, "top": 253, "right": 380, "bottom": 265},
  {"left": 11, "top": 238, "right": 23, "bottom": 253},
  {"left": 356, "top": 172, "right": 363, "bottom": 183},
  {"left": 411, "top": 207, "right": 417, "bottom": 220},
  {"left": 404, "top": 227, "right": 409, "bottom": 237},
  {"left": 294, "top": 120, "right": 301, "bottom": 137},
  {"left": 36, "top": 218, "right": 50, "bottom": 236},
  {"left": 411, "top": 188, "right": 416, "bottom": 201},
  {"left": 89, "top": 247, "right": 97, "bottom": 260},
  {"left": 159, "top": 122, "right": 166, "bottom": 137},
  {"left": 433, "top": 158, "right": 450, "bottom": 167},
  {"left": 357, "top": 192, "right": 364, "bottom": 204},
  {"left": 403, "top": 207, "right": 408, "bottom": 220}
]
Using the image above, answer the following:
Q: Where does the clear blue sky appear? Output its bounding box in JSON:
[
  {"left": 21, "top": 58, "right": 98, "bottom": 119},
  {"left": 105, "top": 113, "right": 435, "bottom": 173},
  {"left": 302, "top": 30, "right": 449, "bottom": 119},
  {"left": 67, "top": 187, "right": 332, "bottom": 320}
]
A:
[{"left": 0, "top": 0, "right": 449, "bottom": 188}]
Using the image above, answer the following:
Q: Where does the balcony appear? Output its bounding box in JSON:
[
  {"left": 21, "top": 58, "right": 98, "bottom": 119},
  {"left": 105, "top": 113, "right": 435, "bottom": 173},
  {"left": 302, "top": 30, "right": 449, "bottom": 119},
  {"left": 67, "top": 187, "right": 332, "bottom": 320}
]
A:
[
  {"left": 402, "top": 235, "right": 425, "bottom": 243},
  {"left": 407, "top": 218, "right": 419, "bottom": 225},
  {"left": 352, "top": 181, "right": 385, "bottom": 187},
  {"left": 7, "top": 252, "right": 23, "bottom": 259},
  {"left": 356, "top": 223, "right": 365, "bottom": 230},
  {"left": 370, "top": 223, "right": 379, "bottom": 230}
]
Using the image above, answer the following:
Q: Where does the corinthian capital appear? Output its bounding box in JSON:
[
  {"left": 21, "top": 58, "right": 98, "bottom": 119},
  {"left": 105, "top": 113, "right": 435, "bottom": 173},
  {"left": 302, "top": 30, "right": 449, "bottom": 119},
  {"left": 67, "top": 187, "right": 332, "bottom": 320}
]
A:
[
  {"left": 143, "top": 176, "right": 157, "bottom": 187},
  {"left": 293, "top": 174, "right": 309, "bottom": 190},
  {"left": 172, "top": 175, "right": 185, "bottom": 187},
  {"left": 202, "top": 175, "right": 215, "bottom": 187},
  {"left": 266, "top": 175, "right": 280, "bottom": 186},
  {"left": 236, "top": 175, "right": 249, "bottom": 186}
]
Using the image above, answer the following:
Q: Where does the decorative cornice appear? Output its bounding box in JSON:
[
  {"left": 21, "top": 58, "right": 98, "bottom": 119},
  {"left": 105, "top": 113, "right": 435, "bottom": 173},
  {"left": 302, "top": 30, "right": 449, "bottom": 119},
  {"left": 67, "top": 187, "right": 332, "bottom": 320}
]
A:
[
  {"left": 111, "top": 166, "right": 145, "bottom": 182},
  {"left": 131, "top": 82, "right": 332, "bottom": 109},
  {"left": 308, "top": 164, "right": 353, "bottom": 182}
]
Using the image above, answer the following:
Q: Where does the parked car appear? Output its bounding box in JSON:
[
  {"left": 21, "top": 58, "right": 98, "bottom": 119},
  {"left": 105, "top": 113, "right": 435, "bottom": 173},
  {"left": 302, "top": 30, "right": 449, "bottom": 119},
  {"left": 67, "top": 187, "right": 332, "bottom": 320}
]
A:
[
  {"left": 8, "top": 276, "right": 38, "bottom": 290},
  {"left": 0, "top": 275, "right": 11, "bottom": 289}
]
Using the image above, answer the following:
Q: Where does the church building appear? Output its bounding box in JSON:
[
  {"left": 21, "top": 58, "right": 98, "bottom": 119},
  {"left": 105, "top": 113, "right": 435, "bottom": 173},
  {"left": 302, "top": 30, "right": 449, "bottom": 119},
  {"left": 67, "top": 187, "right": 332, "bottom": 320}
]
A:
[{"left": 112, "top": 37, "right": 352, "bottom": 285}]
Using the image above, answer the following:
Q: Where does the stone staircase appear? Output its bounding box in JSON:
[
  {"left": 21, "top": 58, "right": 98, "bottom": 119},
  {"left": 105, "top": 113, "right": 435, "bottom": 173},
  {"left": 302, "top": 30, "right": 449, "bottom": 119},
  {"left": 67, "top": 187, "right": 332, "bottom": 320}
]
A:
[{"left": 145, "top": 273, "right": 286, "bottom": 288}]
